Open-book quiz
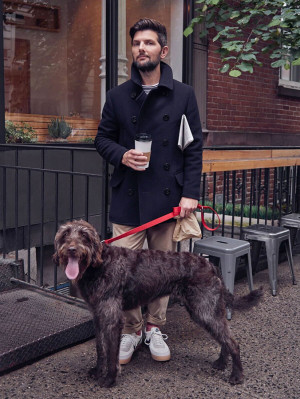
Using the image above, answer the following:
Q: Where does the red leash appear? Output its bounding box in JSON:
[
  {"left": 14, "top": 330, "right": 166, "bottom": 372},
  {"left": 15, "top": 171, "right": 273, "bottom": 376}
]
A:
[{"left": 104, "top": 204, "right": 220, "bottom": 244}]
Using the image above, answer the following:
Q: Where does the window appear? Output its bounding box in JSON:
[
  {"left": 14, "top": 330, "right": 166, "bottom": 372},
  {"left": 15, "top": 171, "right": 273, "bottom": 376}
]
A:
[
  {"left": 3, "top": 0, "right": 102, "bottom": 143},
  {"left": 123, "top": 0, "right": 184, "bottom": 83},
  {"left": 279, "top": 64, "right": 300, "bottom": 97}
]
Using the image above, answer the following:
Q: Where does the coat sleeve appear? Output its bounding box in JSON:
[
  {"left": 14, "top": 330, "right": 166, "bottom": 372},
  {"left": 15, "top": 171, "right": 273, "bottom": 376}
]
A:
[
  {"left": 182, "top": 88, "right": 203, "bottom": 200},
  {"left": 94, "top": 91, "right": 128, "bottom": 167}
]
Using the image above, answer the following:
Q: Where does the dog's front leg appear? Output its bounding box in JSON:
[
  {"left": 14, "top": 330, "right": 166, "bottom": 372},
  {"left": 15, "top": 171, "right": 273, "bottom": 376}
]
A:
[
  {"left": 89, "top": 317, "right": 107, "bottom": 382},
  {"left": 90, "top": 303, "right": 123, "bottom": 388},
  {"left": 100, "top": 320, "right": 123, "bottom": 388}
]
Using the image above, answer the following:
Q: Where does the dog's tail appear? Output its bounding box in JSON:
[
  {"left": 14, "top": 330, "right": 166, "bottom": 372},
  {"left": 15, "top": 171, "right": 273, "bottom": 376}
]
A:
[{"left": 224, "top": 286, "right": 263, "bottom": 311}]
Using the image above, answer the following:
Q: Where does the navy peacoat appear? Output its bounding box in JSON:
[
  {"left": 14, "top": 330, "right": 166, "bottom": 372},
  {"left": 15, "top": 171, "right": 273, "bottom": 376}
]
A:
[{"left": 94, "top": 62, "right": 203, "bottom": 226}]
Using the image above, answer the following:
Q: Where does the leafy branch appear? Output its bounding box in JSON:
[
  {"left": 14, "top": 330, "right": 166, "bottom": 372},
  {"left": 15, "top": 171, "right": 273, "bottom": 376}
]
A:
[{"left": 184, "top": 0, "right": 300, "bottom": 77}]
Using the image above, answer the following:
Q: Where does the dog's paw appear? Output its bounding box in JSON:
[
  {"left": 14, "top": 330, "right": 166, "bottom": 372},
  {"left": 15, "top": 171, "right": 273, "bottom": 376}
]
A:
[
  {"left": 229, "top": 372, "right": 244, "bottom": 385},
  {"left": 99, "top": 376, "right": 116, "bottom": 388},
  {"left": 212, "top": 358, "right": 227, "bottom": 371},
  {"left": 88, "top": 367, "right": 98, "bottom": 379}
]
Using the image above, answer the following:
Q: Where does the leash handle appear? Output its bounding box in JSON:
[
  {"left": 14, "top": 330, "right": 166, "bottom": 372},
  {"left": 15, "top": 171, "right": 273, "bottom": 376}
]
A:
[{"left": 197, "top": 204, "right": 221, "bottom": 232}]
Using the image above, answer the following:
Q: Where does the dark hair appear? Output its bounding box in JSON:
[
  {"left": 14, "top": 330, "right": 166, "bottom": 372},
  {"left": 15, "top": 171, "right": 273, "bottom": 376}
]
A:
[{"left": 129, "top": 18, "right": 167, "bottom": 48}]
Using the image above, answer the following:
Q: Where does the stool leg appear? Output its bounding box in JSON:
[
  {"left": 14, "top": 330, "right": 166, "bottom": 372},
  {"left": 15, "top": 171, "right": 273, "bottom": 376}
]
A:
[
  {"left": 265, "top": 240, "right": 278, "bottom": 296},
  {"left": 220, "top": 254, "right": 236, "bottom": 320},
  {"left": 284, "top": 238, "right": 297, "bottom": 285},
  {"left": 246, "top": 250, "right": 254, "bottom": 291},
  {"left": 251, "top": 240, "right": 262, "bottom": 274}
]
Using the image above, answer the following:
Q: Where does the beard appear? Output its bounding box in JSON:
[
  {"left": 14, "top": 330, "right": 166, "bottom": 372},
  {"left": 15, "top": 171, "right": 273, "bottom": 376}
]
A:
[{"left": 133, "top": 55, "right": 160, "bottom": 72}]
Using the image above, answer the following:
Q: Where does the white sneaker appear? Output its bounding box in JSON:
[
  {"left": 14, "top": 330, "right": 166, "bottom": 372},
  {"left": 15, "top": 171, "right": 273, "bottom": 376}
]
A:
[
  {"left": 144, "top": 327, "right": 171, "bottom": 361},
  {"left": 119, "top": 332, "right": 142, "bottom": 365}
]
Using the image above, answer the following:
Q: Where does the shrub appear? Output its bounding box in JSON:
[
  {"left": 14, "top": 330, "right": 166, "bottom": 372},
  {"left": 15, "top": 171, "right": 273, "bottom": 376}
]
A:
[
  {"left": 200, "top": 200, "right": 279, "bottom": 220},
  {"left": 79, "top": 137, "right": 94, "bottom": 144},
  {"left": 5, "top": 120, "right": 37, "bottom": 143},
  {"left": 48, "top": 117, "right": 72, "bottom": 139}
]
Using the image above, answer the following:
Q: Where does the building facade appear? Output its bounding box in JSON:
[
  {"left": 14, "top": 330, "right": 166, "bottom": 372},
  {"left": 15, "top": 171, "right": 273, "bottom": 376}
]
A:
[{"left": 0, "top": 0, "right": 299, "bottom": 145}]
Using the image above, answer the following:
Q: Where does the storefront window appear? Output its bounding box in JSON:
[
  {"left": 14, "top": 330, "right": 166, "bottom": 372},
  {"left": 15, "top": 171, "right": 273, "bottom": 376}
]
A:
[
  {"left": 3, "top": 0, "right": 102, "bottom": 142},
  {"left": 121, "top": 0, "right": 184, "bottom": 85},
  {"left": 2, "top": 0, "right": 185, "bottom": 143}
]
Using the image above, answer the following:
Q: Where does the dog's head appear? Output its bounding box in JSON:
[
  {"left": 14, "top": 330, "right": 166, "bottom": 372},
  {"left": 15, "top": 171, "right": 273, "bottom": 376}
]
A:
[{"left": 53, "top": 219, "right": 103, "bottom": 281}]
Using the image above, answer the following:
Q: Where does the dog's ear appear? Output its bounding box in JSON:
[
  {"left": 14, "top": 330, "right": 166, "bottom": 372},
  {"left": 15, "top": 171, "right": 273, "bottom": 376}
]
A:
[
  {"left": 90, "top": 230, "right": 103, "bottom": 266},
  {"left": 92, "top": 240, "right": 103, "bottom": 266},
  {"left": 53, "top": 252, "right": 59, "bottom": 266}
]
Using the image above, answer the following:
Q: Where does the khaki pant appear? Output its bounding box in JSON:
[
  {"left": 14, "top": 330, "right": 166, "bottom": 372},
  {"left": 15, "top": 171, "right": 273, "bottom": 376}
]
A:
[{"left": 112, "top": 221, "right": 177, "bottom": 334}]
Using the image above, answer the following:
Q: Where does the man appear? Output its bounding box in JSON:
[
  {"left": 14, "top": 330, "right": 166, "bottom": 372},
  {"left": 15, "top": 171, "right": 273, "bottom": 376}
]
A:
[{"left": 94, "top": 18, "right": 202, "bottom": 365}]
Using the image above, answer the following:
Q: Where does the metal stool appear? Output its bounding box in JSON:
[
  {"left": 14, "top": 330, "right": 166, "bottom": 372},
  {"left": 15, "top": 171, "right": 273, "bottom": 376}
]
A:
[
  {"left": 243, "top": 224, "right": 296, "bottom": 296},
  {"left": 280, "top": 213, "right": 300, "bottom": 249},
  {"left": 193, "top": 236, "right": 254, "bottom": 320}
]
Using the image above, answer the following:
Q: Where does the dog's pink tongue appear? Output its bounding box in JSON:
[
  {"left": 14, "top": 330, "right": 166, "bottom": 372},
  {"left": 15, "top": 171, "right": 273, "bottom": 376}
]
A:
[{"left": 65, "top": 258, "right": 79, "bottom": 280}]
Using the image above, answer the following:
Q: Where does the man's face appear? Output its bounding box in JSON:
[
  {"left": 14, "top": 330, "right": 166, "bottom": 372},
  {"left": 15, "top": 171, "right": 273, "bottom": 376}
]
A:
[{"left": 132, "top": 30, "right": 168, "bottom": 72}]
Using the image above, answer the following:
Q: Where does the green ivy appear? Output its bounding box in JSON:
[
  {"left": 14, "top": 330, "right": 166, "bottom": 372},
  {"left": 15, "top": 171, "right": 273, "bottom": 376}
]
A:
[{"left": 184, "top": 0, "right": 300, "bottom": 76}]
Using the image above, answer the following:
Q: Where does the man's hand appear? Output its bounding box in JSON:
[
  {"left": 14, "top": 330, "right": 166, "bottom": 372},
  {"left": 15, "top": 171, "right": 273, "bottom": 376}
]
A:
[
  {"left": 122, "top": 149, "right": 148, "bottom": 170},
  {"left": 179, "top": 197, "right": 198, "bottom": 218}
]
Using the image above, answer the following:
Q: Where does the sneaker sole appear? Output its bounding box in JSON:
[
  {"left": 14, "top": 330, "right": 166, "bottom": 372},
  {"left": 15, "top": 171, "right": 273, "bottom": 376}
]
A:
[
  {"left": 151, "top": 353, "right": 171, "bottom": 362},
  {"left": 119, "top": 356, "right": 132, "bottom": 365}
]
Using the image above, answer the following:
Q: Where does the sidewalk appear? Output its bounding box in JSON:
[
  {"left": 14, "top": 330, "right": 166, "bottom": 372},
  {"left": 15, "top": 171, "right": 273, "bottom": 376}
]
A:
[{"left": 1, "top": 255, "right": 299, "bottom": 399}]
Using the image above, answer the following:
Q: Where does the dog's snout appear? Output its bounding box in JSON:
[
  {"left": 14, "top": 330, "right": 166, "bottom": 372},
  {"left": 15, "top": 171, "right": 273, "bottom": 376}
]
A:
[{"left": 68, "top": 247, "right": 77, "bottom": 256}]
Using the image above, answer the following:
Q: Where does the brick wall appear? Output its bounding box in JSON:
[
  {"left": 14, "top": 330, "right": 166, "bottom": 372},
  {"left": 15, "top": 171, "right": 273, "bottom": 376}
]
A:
[
  {"left": 205, "top": 40, "right": 300, "bottom": 146},
  {"left": 203, "top": 169, "right": 276, "bottom": 207}
]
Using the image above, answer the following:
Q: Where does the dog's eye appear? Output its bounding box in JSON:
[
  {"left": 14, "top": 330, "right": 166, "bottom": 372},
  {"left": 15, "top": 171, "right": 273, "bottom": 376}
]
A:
[
  {"left": 62, "top": 228, "right": 70, "bottom": 238},
  {"left": 80, "top": 231, "right": 90, "bottom": 241}
]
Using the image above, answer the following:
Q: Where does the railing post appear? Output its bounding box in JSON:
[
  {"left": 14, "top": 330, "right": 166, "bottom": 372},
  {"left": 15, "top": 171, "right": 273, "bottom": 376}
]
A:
[
  {"left": 182, "top": 0, "right": 193, "bottom": 85},
  {"left": 296, "top": 165, "right": 300, "bottom": 212},
  {"left": 0, "top": 1, "right": 5, "bottom": 144},
  {"left": 101, "top": 0, "right": 118, "bottom": 239}
]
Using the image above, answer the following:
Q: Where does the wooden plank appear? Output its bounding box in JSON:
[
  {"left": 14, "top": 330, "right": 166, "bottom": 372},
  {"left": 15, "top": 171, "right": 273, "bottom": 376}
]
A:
[
  {"left": 203, "top": 150, "right": 272, "bottom": 161},
  {"left": 271, "top": 149, "right": 300, "bottom": 158},
  {"left": 203, "top": 155, "right": 300, "bottom": 173},
  {"left": 5, "top": 112, "right": 99, "bottom": 143}
]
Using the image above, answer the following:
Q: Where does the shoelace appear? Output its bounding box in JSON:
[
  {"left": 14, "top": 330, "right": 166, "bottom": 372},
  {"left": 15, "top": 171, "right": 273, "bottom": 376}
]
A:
[
  {"left": 120, "top": 334, "right": 139, "bottom": 349},
  {"left": 144, "top": 330, "right": 168, "bottom": 347}
]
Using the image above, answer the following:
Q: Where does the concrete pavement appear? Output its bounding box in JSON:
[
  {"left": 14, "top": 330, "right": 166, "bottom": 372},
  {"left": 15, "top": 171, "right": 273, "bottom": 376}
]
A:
[{"left": 1, "top": 254, "right": 299, "bottom": 399}]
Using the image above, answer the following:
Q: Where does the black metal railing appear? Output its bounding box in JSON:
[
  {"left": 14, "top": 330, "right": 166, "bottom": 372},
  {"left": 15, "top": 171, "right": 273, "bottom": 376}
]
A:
[
  {"left": 199, "top": 166, "right": 299, "bottom": 239},
  {"left": 1, "top": 143, "right": 299, "bottom": 291}
]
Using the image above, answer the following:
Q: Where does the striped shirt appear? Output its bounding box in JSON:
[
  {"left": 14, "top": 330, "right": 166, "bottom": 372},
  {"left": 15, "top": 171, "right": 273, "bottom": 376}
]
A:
[{"left": 142, "top": 83, "right": 159, "bottom": 95}]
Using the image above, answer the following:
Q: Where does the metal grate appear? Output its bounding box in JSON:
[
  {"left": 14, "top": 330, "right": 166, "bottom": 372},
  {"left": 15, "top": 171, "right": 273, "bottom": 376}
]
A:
[
  {"left": 0, "top": 259, "right": 24, "bottom": 292},
  {"left": 0, "top": 287, "right": 94, "bottom": 372}
]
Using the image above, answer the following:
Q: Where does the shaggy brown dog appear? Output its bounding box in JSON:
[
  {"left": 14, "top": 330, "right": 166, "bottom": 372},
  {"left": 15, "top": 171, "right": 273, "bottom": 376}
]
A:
[{"left": 53, "top": 219, "right": 262, "bottom": 388}]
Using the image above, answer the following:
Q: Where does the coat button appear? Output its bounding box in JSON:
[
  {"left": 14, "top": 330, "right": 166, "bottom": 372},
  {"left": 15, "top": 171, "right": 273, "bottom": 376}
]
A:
[
  {"left": 131, "top": 92, "right": 137, "bottom": 99},
  {"left": 163, "top": 114, "right": 169, "bottom": 121},
  {"left": 128, "top": 189, "right": 135, "bottom": 196},
  {"left": 131, "top": 116, "right": 137, "bottom": 124},
  {"left": 164, "top": 188, "right": 170, "bottom": 196},
  {"left": 163, "top": 163, "right": 170, "bottom": 171},
  {"left": 162, "top": 139, "right": 168, "bottom": 146}
]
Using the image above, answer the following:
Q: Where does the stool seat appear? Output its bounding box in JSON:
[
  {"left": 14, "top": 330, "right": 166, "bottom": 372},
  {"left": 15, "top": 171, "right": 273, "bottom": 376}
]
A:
[
  {"left": 243, "top": 224, "right": 289, "bottom": 240},
  {"left": 280, "top": 213, "right": 300, "bottom": 250},
  {"left": 193, "top": 236, "right": 250, "bottom": 254},
  {"left": 280, "top": 213, "right": 300, "bottom": 228},
  {"left": 193, "top": 236, "right": 254, "bottom": 320},
  {"left": 243, "top": 224, "right": 296, "bottom": 296}
]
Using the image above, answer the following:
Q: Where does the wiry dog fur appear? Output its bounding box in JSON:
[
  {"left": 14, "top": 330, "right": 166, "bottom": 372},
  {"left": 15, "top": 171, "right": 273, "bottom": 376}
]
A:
[{"left": 53, "top": 219, "right": 262, "bottom": 388}]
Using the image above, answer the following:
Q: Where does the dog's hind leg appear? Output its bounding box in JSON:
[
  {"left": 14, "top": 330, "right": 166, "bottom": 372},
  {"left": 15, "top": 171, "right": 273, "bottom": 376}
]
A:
[
  {"left": 212, "top": 344, "right": 229, "bottom": 371},
  {"left": 183, "top": 288, "right": 244, "bottom": 384}
]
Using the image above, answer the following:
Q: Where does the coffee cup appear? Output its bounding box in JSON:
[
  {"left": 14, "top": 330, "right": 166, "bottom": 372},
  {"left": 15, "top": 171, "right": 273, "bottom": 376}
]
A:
[{"left": 135, "top": 133, "right": 152, "bottom": 169}]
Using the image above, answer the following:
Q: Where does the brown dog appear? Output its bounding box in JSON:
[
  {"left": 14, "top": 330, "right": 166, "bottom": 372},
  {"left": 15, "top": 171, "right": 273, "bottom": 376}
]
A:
[{"left": 53, "top": 219, "right": 262, "bottom": 388}]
